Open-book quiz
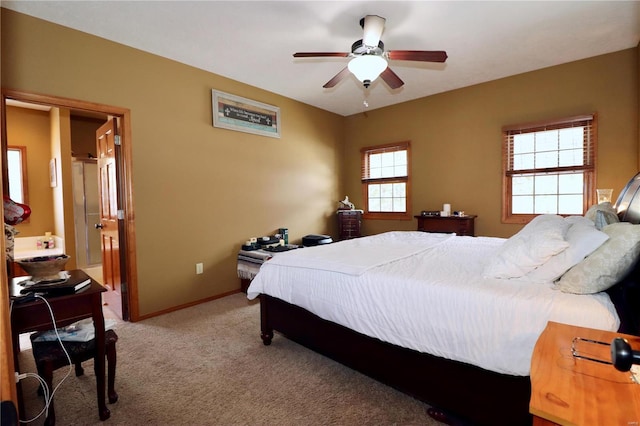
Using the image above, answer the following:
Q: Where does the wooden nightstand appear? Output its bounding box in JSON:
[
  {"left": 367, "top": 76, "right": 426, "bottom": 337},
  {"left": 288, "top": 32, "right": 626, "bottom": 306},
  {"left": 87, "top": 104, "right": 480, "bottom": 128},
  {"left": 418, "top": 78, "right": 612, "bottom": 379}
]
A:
[
  {"left": 530, "top": 321, "right": 640, "bottom": 425},
  {"left": 414, "top": 215, "right": 476, "bottom": 236},
  {"left": 337, "top": 210, "right": 363, "bottom": 240}
]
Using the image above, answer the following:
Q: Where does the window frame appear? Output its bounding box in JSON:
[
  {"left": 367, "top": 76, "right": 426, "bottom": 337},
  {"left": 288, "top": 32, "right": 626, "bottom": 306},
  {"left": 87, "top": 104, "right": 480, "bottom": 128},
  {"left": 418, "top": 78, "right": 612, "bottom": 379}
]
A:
[
  {"left": 501, "top": 114, "right": 597, "bottom": 224},
  {"left": 361, "top": 141, "right": 412, "bottom": 220}
]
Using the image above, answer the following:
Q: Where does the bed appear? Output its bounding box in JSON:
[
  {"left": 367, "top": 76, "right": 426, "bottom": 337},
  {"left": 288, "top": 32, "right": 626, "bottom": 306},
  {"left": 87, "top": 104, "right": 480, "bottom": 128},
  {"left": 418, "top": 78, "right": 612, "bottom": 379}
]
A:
[{"left": 246, "top": 173, "right": 640, "bottom": 426}]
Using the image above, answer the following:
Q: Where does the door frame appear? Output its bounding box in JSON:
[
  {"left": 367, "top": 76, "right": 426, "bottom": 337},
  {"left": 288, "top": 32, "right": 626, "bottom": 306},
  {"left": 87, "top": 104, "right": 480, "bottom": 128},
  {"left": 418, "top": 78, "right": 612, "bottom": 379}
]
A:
[{"left": 1, "top": 88, "right": 139, "bottom": 321}]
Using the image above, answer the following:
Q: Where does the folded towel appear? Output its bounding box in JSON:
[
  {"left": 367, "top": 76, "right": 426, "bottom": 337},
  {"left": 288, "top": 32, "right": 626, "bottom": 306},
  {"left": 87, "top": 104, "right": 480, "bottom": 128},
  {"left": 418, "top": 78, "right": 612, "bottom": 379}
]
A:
[{"left": 237, "top": 249, "right": 273, "bottom": 280}]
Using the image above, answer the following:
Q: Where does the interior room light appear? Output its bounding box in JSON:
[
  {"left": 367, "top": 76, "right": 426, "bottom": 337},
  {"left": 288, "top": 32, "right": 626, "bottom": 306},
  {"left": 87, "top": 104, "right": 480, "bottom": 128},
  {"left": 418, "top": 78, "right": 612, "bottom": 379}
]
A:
[
  {"left": 362, "top": 15, "right": 386, "bottom": 47},
  {"left": 348, "top": 55, "right": 388, "bottom": 87}
]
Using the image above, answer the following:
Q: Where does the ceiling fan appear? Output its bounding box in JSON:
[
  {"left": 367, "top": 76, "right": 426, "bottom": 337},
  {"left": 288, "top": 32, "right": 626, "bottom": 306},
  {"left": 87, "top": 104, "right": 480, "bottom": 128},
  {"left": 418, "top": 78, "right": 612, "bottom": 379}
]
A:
[{"left": 293, "top": 15, "right": 448, "bottom": 89}]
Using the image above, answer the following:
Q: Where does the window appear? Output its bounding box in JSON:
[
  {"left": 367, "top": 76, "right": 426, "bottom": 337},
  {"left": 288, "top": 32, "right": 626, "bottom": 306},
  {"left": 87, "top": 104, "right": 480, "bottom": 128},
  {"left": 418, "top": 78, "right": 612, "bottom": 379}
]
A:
[
  {"left": 7, "top": 146, "right": 28, "bottom": 205},
  {"left": 502, "top": 114, "right": 596, "bottom": 224},
  {"left": 361, "top": 141, "right": 411, "bottom": 220}
]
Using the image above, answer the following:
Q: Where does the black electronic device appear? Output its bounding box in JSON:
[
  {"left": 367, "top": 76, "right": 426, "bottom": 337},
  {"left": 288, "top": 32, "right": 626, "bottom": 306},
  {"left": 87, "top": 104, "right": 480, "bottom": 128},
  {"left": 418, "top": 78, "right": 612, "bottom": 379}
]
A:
[
  {"left": 611, "top": 337, "right": 640, "bottom": 372},
  {"left": 20, "top": 274, "right": 91, "bottom": 296},
  {"left": 421, "top": 211, "right": 440, "bottom": 217},
  {"left": 302, "top": 234, "right": 333, "bottom": 247},
  {"left": 263, "top": 245, "right": 298, "bottom": 253}
]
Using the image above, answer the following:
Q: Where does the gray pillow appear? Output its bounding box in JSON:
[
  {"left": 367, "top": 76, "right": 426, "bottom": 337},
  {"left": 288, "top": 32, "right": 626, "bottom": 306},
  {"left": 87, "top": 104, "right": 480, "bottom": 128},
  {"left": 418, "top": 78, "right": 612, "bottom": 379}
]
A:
[
  {"left": 556, "top": 222, "right": 640, "bottom": 294},
  {"left": 585, "top": 202, "right": 618, "bottom": 223},
  {"left": 594, "top": 209, "right": 620, "bottom": 230}
]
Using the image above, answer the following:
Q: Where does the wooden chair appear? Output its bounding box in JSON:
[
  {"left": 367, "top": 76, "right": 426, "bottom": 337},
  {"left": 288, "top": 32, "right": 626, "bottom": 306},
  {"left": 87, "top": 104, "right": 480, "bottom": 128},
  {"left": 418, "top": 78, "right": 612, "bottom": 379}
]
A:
[{"left": 30, "top": 329, "right": 118, "bottom": 426}]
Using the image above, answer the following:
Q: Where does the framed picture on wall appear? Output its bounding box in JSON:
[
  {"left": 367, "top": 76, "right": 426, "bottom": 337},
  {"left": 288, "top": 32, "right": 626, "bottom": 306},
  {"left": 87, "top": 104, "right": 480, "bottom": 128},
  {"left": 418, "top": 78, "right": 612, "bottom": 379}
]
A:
[
  {"left": 49, "top": 158, "right": 57, "bottom": 187},
  {"left": 212, "top": 90, "right": 280, "bottom": 138}
]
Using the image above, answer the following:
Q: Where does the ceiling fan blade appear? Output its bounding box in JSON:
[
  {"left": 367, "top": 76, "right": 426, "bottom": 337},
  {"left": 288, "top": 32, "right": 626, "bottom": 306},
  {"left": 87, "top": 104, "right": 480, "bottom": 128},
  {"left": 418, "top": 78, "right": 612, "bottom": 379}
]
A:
[
  {"left": 361, "top": 15, "right": 386, "bottom": 47},
  {"left": 323, "top": 67, "right": 351, "bottom": 88},
  {"left": 293, "top": 52, "right": 350, "bottom": 58},
  {"left": 380, "top": 67, "right": 404, "bottom": 89},
  {"left": 387, "top": 50, "right": 448, "bottom": 63}
]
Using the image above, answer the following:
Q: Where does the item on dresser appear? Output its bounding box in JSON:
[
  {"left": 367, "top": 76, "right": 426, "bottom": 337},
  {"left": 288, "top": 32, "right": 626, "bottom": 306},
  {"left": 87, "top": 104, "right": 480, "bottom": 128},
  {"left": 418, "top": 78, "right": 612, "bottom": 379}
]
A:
[
  {"left": 302, "top": 234, "right": 333, "bottom": 247},
  {"left": 15, "top": 254, "right": 70, "bottom": 281},
  {"left": 279, "top": 228, "right": 289, "bottom": 244},
  {"left": 241, "top": 241, "right": 260, "bottom": 251},
  {"left": 338, "top": 196, "right": 355, "bottom": 210},
  {"left": 19, "top": 270, "right": 92, "bottom": 296},
  {"left": 257, "top": 236, "right": 280, "bottom": 248},
  {"left": 262, "top": 244, "right": 298, "bottom": 253}
]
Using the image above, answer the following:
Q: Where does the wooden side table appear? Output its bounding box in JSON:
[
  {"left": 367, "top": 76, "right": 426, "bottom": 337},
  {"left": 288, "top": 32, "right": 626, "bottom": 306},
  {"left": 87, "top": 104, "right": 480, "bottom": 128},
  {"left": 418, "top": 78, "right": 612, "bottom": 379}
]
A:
[
  {"left": 414, "top": 215, "right": 476, "bottom": 236},
  {"left": 10, "top": 271, "right": 110, "bottom": 421},
  {"left": 530, "top": 321, "right": 640, "bottom": 425}
]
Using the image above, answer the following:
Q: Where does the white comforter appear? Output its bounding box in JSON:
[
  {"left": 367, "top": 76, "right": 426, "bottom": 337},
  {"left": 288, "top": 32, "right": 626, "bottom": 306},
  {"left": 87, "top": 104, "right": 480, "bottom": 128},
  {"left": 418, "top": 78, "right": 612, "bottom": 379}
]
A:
[{"left": 247, "top": 231, "right": 620, "bottom": 376}]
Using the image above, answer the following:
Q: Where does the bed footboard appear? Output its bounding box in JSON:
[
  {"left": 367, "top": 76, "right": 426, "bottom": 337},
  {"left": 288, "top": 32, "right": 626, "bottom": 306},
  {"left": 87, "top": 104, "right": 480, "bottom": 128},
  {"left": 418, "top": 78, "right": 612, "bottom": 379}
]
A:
[{"left": 259, "top": 294, "right": 532, "bottom": 426}]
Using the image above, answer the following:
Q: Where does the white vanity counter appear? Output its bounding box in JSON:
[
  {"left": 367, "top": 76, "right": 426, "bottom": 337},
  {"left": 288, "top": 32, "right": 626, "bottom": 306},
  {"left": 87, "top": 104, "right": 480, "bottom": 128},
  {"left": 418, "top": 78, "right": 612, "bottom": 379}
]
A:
[{"left": 14, "top": 236, "right": 65, "bottom": 260}]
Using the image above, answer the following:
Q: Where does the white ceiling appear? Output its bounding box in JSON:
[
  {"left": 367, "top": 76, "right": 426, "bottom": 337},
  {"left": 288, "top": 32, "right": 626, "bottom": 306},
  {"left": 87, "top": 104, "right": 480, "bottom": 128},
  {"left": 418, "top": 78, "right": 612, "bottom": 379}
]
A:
[{"left": 3, "top": 1, "right": 639, "bottom": 116}]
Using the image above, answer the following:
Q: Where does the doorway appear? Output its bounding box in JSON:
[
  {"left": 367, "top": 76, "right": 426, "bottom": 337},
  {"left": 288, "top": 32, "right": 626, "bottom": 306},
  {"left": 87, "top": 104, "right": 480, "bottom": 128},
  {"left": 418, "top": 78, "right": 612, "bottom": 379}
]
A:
[{"left": 1, "top": 89, "right": 138, "bottom": 321}]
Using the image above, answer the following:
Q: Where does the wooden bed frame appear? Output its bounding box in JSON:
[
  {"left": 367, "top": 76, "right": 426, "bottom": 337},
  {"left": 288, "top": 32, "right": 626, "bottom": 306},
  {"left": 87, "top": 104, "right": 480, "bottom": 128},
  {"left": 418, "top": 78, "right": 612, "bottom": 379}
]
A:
[{"left": 257, "top": 173, "right": 640, "bottom": 426}]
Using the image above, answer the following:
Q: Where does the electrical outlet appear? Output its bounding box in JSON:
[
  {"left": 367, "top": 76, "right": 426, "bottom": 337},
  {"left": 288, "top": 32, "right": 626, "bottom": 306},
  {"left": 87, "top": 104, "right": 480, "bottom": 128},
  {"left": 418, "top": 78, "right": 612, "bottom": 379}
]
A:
[{"left": 196, "top": 263, "right": 203, "bottom": 274}]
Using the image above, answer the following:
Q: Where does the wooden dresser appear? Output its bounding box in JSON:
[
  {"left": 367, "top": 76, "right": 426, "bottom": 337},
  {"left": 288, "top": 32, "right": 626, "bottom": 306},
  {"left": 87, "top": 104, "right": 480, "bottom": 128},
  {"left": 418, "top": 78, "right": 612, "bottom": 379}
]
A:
[
  {"left": 414, "top": 215, "right": 476, "bottom": 236},
  {"left": 530, "top": 321, "right": 640, "bottom": 425},
  {"left": 337, "top": 210, "right": 363, "bottom": 240}
]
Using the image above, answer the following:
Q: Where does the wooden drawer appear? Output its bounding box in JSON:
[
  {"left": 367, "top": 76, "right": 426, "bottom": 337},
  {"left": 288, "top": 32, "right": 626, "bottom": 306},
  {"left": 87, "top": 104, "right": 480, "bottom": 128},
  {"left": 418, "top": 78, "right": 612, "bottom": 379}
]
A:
[
  {"left": 414, "top": 215, "right": 476, "bottom": 236},
  {"left": 338, "top": 210, "right": 362, "bottom": 240}
]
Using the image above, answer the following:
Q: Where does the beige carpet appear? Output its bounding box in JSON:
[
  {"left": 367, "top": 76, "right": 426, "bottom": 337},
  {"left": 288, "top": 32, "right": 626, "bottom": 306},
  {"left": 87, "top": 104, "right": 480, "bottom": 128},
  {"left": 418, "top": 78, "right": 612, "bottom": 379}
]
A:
[{"left": 16, "top": 293, "right": 444, "bottom": 425}]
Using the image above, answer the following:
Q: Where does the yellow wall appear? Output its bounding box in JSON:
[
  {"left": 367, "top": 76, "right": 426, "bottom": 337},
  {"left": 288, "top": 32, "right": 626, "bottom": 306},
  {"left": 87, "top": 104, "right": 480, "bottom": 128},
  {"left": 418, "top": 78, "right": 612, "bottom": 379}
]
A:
[
  {"left": 344, "top": 48, "right": 639, "bottom": 238},
  {"left": 1, "top": 9, "right": 345, "bottom": 316}
]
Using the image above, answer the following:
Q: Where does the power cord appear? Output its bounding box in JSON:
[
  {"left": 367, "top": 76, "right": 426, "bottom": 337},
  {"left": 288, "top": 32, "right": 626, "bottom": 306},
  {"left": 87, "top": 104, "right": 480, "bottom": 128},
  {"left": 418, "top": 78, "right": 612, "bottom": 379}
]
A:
[
  {"left": 14, "top": 371, "right": 49, "bottom": 423},
  {"left": 11, "top": 295, "right": 73, "bottom": 423}
]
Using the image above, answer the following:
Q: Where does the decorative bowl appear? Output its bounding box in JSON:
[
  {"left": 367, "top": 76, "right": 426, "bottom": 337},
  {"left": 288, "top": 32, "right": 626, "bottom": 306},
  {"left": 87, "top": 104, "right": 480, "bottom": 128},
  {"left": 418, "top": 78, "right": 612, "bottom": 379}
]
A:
[{"left": 16, "top": 255, "right": 70, "bottom": 280}]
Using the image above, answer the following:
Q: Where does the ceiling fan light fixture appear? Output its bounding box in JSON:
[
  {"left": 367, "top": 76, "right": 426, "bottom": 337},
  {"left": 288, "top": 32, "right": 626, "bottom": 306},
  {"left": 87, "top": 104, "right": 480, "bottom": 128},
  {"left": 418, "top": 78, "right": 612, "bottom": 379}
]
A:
[{"left": 348, "top": 55, "right": 387, "bottom": 87}]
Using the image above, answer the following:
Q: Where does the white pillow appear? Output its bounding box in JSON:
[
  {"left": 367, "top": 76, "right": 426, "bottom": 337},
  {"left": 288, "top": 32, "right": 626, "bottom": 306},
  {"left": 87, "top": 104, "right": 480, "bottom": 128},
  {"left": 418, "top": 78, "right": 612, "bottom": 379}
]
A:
[
  {"left": 526, "top": 220, "right": 609, "bottom": 283},
  {"left": 484, "top": 215, "right": 570, "bottom": 279},
  {"left": 556, "top": 222, "right": 640, "bottom": 294},
  {"left": 565, "top": 215, "right": 595, "bottom": 226}
]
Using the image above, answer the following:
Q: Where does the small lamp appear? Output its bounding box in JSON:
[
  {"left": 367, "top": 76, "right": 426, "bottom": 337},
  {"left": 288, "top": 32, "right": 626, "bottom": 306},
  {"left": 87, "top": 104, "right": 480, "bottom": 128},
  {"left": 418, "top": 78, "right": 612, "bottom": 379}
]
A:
[{"left": 348, "top": 55, "right": 388, "bottom": 88}]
